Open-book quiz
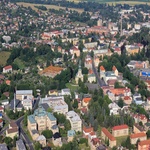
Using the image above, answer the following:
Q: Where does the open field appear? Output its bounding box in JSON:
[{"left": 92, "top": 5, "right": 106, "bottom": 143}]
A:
[
  {"left": 66, "top": 0, "right": 150, "bottom": 5},
  {"left": 0, "top": 51, "right": 10, "bottom": 66},
  {"left": 106, "top": 1, "right": 149, "bottom": 6},
  {"left": 17, "top": 2, "right": 84, "bottom": 13}
]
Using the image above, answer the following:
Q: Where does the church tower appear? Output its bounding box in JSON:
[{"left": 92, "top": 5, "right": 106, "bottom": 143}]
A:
[{"left": 75, "top": 60, "right": 83, "bottom": 84}]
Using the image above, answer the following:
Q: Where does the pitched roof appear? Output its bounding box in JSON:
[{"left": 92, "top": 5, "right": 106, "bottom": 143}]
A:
[
  {"left": 101, "top": 128, "right": 116, "bottom": 141},
  {"left": 100, "top": 66, "right": 105, "bottom": 71},
  {"left": 83, "top": 127, "right": 93, "bottom": 133},
  {"left": 112, "top": 124, "right": 128, "bottom": 131},
  {"left": 3, "top": 65, "right": 12, "bottom": 70},
  {"left": 83, "top": 97, "right": 91, "bottom": 103},
  {"left": 112, "top": 66, "right": 117, "bottom": 71},
  {"left": 7, "top": 128, "right": 18, "bottom": 134},
  {"left": 130, "top": 132, "right": 146, "bottom": 139},
  {"left": 138, "top": 139, "right": 150, "bottom": 146}
]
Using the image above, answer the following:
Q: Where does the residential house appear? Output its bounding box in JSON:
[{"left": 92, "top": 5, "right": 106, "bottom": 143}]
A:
[
  {"left": 133, "top": 93, "right": 143, "bottom": 105},
  {"left": 6, "top": 121, "right": 18, "bottom": 138},
  {"left": 108, "top": 102, "right": 121, "bottom": 115},
  {"left": 139, "top": 68, "right": 150, "bottom": 78},
  {"left": 52, "top": 132, "right": 62, "bottom": 147},
  {"left": 3, "top": 65, "right": 12, "bottom": 73},
  {"left": 123, "top": 96, "right": 132, "bottom": 105},
  {"left": 133, "top": 123, "right": 146, "bottom": 134},
  {"left": 16, "top": 90, "right": 33, "bottom": 101},
  {"left": 16, "top": 139, "right": 26, "bottom": 150},
  {"left": 35, "top": 135, "right": 46, "bottom": 147},
  {"left": 70, "top": 46, "right": 80, "bottom": 57},
  {"left": 144, "top": 97, "right": 150, "bottom": 110},
  {"left": 61, "top": 88, "right": 71, "bottom": 96},
  {"left": 88, "top": 131, "right": 97, "bottom": 146},
  {"left": 67, "top": 130, "right": 76, "bottom": 142},
  {"left": 138, "top": 139, "right": 150, "bottom": 150},
  {"left": 0, "top": 106, "right": 4, "bottom": 112},
  {"left": 130, "top": 132, "right": 147, "bottom": 145},
  {"left": 0, "top": 144, "right": 8, "bottom": 150},
  {"left": 127, "top": 60, "right": 148, "bottom": 69},
  {"left": 82, "top": 97, "right": 92, "bottom": 108},
  {"left": 40, "top": 96, "right": 68, "bottom": 114},
  {"left": 101, "top": 128, "right": 116, "bottom": 148},
  {"left": 66, "top": 111, "right": 82, "bottom": 132},
  {"left": 0, "top": 119, "right": 3, "bottom": 128},
  {"left": 85, "top": 59, "right": 92, "bottom": 69},
  {"left": 48, "top": 90, "right": 58, "bottom": 96},
  {"left": 133, "top": 114, "right": 148, "bottom": 125},
  {"left": 94, "top": 57, "right": 100, "bottom": 67},
  {"left": 28, "top": 106, "right": 58, "bottom": 140},
  {"left": 112, "top": 124, "right": 129, "bottom": 137},
  {"left": 89, "top": 138, "right": 101, "bottom": 150},
  {"left": 126, "top": 45, "right": 139, "bottom": 55},
  {"left": 83, "top": 126, "right": 94, "bottom": 138}
]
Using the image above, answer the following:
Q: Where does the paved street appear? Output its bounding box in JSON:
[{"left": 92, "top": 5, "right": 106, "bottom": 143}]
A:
[{"left": 92, "top": 59, "right": 106, "bottom": 87}]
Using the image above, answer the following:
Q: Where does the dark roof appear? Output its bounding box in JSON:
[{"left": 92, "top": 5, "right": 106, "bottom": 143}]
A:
[
  {"left": 42, "top": 147, "right": 51, "bottom": 150},
  {"left": 53, "top": 132, "right": 61, "bottom": 139},
  {"left": 9, "top": 99, "right": 23, "bottom": 109},
  {"left": 96, "top": 145, "right": 107, "bottom": 150},
  {"left": 40, "top": 103, "right": 49, "bottom": 111}
]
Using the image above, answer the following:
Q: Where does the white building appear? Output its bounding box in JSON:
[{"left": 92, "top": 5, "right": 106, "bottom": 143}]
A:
[
  {"left": 61, "top": 88, "right": 71, "bottom": 96},
  {"left": 109, "top": 102, "right": 121, "bottom": 115},
  {"left": 3, "top": 65, "right": 12, "bottom": 73},
  {"left": 22, "top": 96, "right": 33, "bottom": 110},
  {"left": 40, "top": 96, "right": 68, "bottom": 114},
  {"left": 66, "top": 111, "right": 82, "bottom": 132},
  {"left": 16, "top": 90, "right": 33, "bottom": 101}
]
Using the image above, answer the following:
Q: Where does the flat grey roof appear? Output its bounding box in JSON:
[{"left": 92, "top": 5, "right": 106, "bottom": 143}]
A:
[
  {"left": 16, "top": 139, "right": 26, "bottom": 150},
  {"left": 0, "top": 144, "right": 8, "bottom": 150},
  {"left": 16, "top": 90, "right": 33, "bottom": 95}
]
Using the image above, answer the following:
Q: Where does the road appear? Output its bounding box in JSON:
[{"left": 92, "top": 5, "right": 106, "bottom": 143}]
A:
[
  {"left": 1, "top": 98, "right": 40, "bottom": 150},
  {"left": 92, "top": 59, "right": 106, "bottom": 87}
]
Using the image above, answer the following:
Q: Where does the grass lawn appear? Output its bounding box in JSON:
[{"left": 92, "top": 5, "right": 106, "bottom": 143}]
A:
[
  {"left": 14, "top": 58, "right": 25, "bottom": 69},
  {"left": 66, "top": 82, "right": 79, "bottom": 91},
  {"left": 79, "top": 143, "right": 90, "bottom": 150},
  {"left": 0, "top": 51, "right": 10, "bottom": 66},
  {"left": 116, "top": 136, "right": 128, "bottom": 146},
  {"left": 17, "top": 2, "right": 84, "bottom": 13}
]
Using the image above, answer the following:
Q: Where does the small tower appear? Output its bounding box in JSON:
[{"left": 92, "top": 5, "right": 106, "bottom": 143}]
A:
[
  {"left": 75, "top": 60, "right": 83, "bottom": 84},
  {"left": 97, "top": 19, "right": 102, "bottom": 26}
]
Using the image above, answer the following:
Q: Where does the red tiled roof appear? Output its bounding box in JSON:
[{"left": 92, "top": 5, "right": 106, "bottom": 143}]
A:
[
  {"left": 112, "top": 124, "right": 128, "bottom": 131},
  {"left": 100, "top": 66, "right": 105, "bottom": 71},
  {"left": 124, "top": 96, "right": 131, "bottom": 101},
  {"left": 83, "top": 97, "right": 91, "bottom": 103},
  {"left": 138, "top": 139, "right": 150, "bottom": 146},
  {"left": 130, "top": 132, "right": 146, "bottom": 139},
  {"left": 112, "top": 66, "right": 117, "bottom": 71},
  {"left": 0, "top": 119, "right": 3, "bottom": 123},
  {"left": 101, "top": 128, "right": 116, "bottom": 141},
  {"left": 4, "top": 65, "right": 12, "bottom": 70},
  {"left": 83, "top": 127, "right": 93, "bottom": 133}
]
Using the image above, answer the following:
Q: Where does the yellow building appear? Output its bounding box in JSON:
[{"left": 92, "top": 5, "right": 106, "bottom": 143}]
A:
[
  {"left": 28, "top": 106, "right": 57, "bottom": 139},
  {"left": 112, "top": 124, "right": 129, "bottom": 137},
  {"left": 6, "top": 121, "right": 18, "bottom": 139}
]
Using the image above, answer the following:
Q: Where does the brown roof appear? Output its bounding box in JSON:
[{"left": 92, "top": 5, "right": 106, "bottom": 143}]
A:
[
  {"left": 7, "top": 128, "right": 18, "bottom": 134},
  {"left": 138, "top": 139, "right": 150, "bottom": 146},
  {"left": 10, "top": 121, "right": 18, "bottom": 128},
  {"left": 130, "top": 132, "right": 146, "bottom": 139},
  {"left": 101, "top": 128, "right": 116, "bottom": 141},
  {"left": 39, "top": 65, "right": 63, "bottom": 75}
]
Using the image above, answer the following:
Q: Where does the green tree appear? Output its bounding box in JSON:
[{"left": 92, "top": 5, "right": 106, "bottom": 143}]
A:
[
  {"left": 118, "top": 98, "right": 124, "bottom": 108},
  {"left": 34, "top": 142, "right": 42, "bottom": 150},
  {"left": 72, "top": 99, "right": 78, "bottom": 109},
  {"left": 64, "top": 120, "right": 71, "bottom": 131},
  {"left": 146, "top": 130, "right": 150, "bottom": 138},
  {"left": 41, "top": 130, "right": 53, "bottom": 139}
]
